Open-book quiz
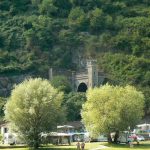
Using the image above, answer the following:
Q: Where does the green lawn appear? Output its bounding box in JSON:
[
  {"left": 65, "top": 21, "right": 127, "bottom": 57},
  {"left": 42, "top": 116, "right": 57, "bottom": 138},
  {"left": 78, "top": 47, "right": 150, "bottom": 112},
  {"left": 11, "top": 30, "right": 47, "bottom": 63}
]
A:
[
  {"left": 104, "top": 141, "right": 150, "bottom": 150},
  {"left": 0, "top": 142, "right": 99, "bottom": 150},
  {"left": 0, "top": 141, "right": 150, "bottom": 150}
]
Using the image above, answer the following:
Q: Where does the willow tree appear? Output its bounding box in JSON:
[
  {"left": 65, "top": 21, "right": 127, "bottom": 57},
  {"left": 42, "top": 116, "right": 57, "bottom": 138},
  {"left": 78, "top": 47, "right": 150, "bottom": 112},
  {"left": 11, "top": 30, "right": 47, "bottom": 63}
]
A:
[
  {"left": 81, "top": 84, "right": 144, "bottom": 143},
  {"left": 5, "top": 78, "right": 65, "bottom": 149}
]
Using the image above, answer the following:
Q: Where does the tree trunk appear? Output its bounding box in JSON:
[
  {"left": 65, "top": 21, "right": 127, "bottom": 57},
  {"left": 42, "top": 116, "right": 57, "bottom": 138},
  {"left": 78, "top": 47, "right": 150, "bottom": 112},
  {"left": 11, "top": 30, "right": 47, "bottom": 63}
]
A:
[
  {"left": 32, "top": 131, "right": 40, "bottom": 150},
  {"left": 114, "top": 130, "right": 119, "bottom": 144}
]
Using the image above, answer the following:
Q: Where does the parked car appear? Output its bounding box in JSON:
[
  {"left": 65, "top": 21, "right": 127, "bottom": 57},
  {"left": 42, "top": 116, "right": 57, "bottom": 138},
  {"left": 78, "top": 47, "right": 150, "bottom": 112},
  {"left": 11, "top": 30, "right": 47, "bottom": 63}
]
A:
[
  {"left": 118, "top": 132, "right": 132, "bottom": 143},
  {"left": 97, "top": 135, "right": 108, "bottom": 142},
  {"left": 137, "top": 135, "right": 145, "bottom": 141},
  {"left": 90, "top": 134, "right": 108, "bottom": 142}
]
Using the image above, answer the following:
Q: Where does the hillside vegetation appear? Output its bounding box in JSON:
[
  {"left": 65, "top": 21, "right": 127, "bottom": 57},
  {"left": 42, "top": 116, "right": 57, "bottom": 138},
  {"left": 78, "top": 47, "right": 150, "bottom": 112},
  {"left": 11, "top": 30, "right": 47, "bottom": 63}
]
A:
[{"left": 0, "top": 0, "right": 149, "bottom": 115}]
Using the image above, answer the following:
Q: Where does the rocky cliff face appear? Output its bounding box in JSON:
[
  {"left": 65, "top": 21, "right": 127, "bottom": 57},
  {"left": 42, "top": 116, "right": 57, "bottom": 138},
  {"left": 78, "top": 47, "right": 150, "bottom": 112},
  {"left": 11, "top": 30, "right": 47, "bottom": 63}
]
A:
[{"left": 0, "top": 74, "right": 32, "bottom": 97}]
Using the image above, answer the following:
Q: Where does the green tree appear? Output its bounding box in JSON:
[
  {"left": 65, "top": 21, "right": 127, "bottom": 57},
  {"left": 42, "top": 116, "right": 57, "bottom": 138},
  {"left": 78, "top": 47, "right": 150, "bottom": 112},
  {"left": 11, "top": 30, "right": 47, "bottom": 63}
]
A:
[
  {"left": 39, "top": 0, "right": 58, "bottom": 16},
  {"left": 97, "top": 53, "right": 150, "bottom": 115},
  {"left": 84, "top": 33, "right": 112, "bottom": 57},
  {"left": 0, "top": 0, "right": 11, "bottom": 11},
  {"left": 56, "top": 29, "right": 82, "bottom": 68},
  {"left": 70, "top": 0, "right": 101, "bottom": 11},
  {"left": 0, "top": 97, "right": 6, "bottom": 121},
  {"left": 63, "top": 92, "right": 86, "bottom": 121},
  {"left": 52, "top": 0, "right": 72, "bottom": 17},
  {"left": 89, "top": 8, "right": 105, "bottom": 32},
  {"left": 0, "top": 16, "right": 26, "bottom": 51},
  {"left": 31, "top": 0, "right": 41, "bottom": 7},
  {"left": 81, "top": 84, "right": 144, "bottom": 143},
  {"left": 68, "top": 7, "right": 87, "bottom": 30},
  {"left": 24, "top": 15, "right": 54, "bottom": 51},
  {"left": 0, "top": 34, "right": 5, "bottom": 48},
  {"left": 10, "top": 0, "right": 31, "bottom": 14},
  {"left": 5, "top": 78, "right": 65, "bottom": 149},
  {"left": 39, "top": 0, "right": 71, "bottom": 17},
  {"left": 51, "top": 75, "right": 72, "bottom": 93}
]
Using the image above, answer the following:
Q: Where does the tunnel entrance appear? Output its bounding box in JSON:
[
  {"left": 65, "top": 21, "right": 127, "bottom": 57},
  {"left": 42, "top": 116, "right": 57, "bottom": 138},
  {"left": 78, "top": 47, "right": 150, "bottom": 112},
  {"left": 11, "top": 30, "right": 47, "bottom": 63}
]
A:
[{"left": 77, "top": 83, "right": 87, "bottom": 92}]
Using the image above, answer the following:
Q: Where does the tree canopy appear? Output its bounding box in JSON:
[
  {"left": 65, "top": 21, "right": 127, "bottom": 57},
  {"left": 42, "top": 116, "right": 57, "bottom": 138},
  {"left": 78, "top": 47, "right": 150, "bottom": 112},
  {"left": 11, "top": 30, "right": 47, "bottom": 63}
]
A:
[
  {"left": 0, "top": 0, "right": 149, "bottom": 73},
  {"left": 50, "top": 75, "right": 72, "bottom": 93},
  {"left": 81, "top": 84, "right": 144, "bottom": 140},
  {"left": 63, "top": 92, "right": 86, "bottom": 121},
  {"left": 5, "top": 78, "right": 65, "bottom": 149}
]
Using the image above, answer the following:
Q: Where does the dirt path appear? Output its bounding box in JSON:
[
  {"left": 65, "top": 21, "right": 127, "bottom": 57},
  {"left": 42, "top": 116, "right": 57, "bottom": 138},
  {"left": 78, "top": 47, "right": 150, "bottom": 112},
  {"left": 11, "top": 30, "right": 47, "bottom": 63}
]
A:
[{"left": 90, "top": 145, "right": 110, "bottom": 150}]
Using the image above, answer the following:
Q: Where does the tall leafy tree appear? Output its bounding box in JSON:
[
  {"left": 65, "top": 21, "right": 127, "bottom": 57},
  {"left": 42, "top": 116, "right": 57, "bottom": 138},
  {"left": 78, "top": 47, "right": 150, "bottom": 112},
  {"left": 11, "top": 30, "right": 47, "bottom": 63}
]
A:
[
  {"left": 63, "top": 92, "right": 86, "bottom": 121},
  {"left": 89, "top": 8, "right": 105, "bottom": 32},
  {"left": 68, "top": 7, "right": 87, "bottom": 30},
  {"left": 5, "top": 78, "right": 65, "bottom": 149},
  {"left": 10, "top": 0, "right": 31, "bottom": 14},
  {"left": 39, "top": 0, "right": 71, "bottom": 17},
  {"left": 82, "top": 84, "right": 144, "bottom": 143},
  {"left": 24, "top": 15, "right": 54, "bottom": 51},
  {"left": 51, "top": 75, "right": 72, "bottom": 93},
  {"left": 97, "top": 53, "right": 150, "bottom": 115},
  {"left": 39, "top": 0, "right": 58, "bottom": 16}
]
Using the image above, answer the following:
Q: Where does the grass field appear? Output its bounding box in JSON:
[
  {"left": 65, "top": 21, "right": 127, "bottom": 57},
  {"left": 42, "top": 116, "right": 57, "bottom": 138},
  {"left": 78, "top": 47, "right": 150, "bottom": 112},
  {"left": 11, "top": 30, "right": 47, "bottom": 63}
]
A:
[
  {"left": 104, "top": 141, "right": 150, "bottom": 150},
  {"left": 0, "top": 141, "right": 150, "bottom": 150}
]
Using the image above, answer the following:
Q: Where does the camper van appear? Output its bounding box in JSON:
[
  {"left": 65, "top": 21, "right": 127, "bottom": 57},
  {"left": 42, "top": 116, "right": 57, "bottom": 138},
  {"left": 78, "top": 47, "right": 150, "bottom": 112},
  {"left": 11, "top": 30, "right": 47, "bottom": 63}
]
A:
[
  {"left": 3, "top": 133, "right": 25, "bottom": 145},
  {"left": 3, "top": 133, "right": 16, "bottom": 145},
  {"left": 118, "top": 132, "right": 131, "bottom": 143}
]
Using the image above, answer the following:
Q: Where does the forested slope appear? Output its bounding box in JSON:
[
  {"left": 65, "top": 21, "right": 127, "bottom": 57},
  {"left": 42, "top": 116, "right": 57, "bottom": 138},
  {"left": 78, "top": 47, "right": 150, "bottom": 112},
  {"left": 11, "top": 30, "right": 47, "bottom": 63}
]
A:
[{"left": 0, "top": 0, "right": 150, "bottom": 115}]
